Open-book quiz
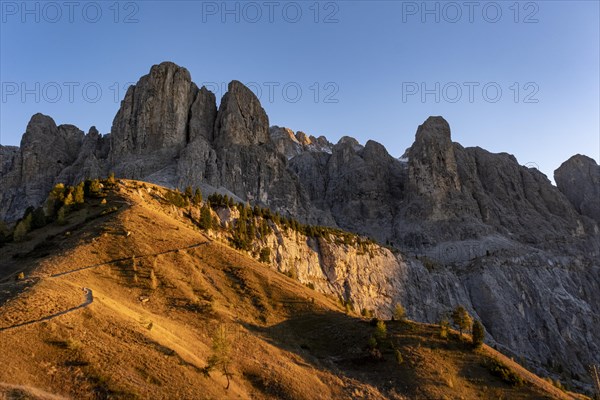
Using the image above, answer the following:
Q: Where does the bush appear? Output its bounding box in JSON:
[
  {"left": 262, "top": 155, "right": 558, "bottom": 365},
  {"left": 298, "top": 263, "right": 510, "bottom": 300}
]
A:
[
  {"left": 486, "top": 359, "right": 524, "bottom": 386},
  {"left": 374, "top": 320, "right": 387, "bottom": 342},
  {"left": 393, "top": 303, "right": 406, "bottom": 321},
  {"left": 439, "top": 319, "right": 450, "bottom": 339},
  {"left": 258, "top": 247, "right": 271, "bottom": 263},
  {"left": 394, "top": 349, "right": 404, "bottom": 365},
  {"left": 164, "top": 190, "right": 188, "bottom": 208},
  {"left": 13, "top": 214, "right": 32, "bottom": 242}
]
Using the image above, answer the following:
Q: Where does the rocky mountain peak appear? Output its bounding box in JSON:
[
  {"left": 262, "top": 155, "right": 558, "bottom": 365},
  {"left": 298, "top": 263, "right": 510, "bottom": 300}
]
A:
[
  {"left": 214, "top": 80, "right": 270, "bottom": 147},
  {"left": 109, "top": 61, "right": 197, "bottom": 178},
  {"left": 555, "top": 154, "right": 600, "bottom": 223},
  {"left": 408, "top": 116, "right": 461, "bottom": 209}
]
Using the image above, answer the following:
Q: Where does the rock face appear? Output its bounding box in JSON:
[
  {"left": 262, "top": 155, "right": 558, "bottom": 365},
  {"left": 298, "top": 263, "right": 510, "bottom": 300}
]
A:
[
  {"left": 1, "top": 61, "right": 599, "bottom": 390},
  {"left": 214, "top": 81, "right": 269, "bottom": 147},
  {"left": 110, "top": 62, "right": 198, "bottom": 178},
  {"left": 0, "top": 114, "right": 85, "bottom": 221},
  {"left": 555, "top": 154, "right": 600, "bottom": 223}
]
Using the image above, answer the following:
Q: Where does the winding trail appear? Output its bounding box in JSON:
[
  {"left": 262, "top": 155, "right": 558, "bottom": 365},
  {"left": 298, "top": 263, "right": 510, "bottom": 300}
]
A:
[
  {"left": 1, "top": 239, "right": 212, "bottom": 332},
  {"left": 0, "top": 288, "right": 93, "bottom": 332},
  {"left": 50, "top": 241, "right": 210, "bottom": 278}
]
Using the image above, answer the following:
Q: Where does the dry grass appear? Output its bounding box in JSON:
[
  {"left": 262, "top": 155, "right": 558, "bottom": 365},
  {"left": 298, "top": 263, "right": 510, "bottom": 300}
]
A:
[{"left": 0, "top": 179, "right": 587, "bottom": 399}]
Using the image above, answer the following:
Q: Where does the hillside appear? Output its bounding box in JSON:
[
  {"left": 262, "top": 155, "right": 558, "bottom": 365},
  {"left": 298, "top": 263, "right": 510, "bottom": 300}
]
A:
[{"left": 0, "top": 179, "right": 588, "bottom": 399}]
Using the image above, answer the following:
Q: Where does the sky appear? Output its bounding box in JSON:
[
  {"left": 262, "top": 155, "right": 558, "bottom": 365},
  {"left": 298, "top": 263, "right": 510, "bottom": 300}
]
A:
[{"left": 1, "top": 0, "right": 598, "bottom": 181}]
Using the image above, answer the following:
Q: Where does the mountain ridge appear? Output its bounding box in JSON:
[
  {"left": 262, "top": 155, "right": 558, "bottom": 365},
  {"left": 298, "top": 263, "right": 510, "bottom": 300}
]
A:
[{"left": 1, "top": 61, "right": 599, "bottom": 392}]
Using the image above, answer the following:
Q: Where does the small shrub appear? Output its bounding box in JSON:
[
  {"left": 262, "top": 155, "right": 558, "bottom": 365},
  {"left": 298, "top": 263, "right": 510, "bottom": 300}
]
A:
[
  {"left": 258, "top": 247, "right": 271, "bottom": 263},
  {"left": 361, "top": 308, "right": 374, "bottom": 318},
  {"left": 439, "top": 319, "right": 450, "bottom": 339},
  {"left": 367, "top": 336, "right": 378, "bottom": 350},
  {"left": 393, "top": 303, "right": 406, "bottom": 321},
  {"left": 486, "top": 359, "right": 524, "bottom": 386},
  {"left": 394, "top": 349, "right": 404, "bottom": 365},
  {"left": 56, "top": 206, "right": 68, "bottom": 225},
  {"left": 13, "top": 214, "right": 32, "bottom": 242},
  {"left": 374, "top": 320, "right": 387, "bottom": 342}
]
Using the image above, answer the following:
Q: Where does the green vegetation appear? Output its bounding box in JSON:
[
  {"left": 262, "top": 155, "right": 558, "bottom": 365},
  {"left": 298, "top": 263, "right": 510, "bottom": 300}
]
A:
[
  {"left": 374, "top": 320, "right": 387, "bottom": 342},
  {"left": 203, "top": 324, "right": 233, "bottom": 389},
  {"left": 439, "top": 319, "right": 450, "bottom": 340},
  {"left": 258, "top": 247, "right": 271, "bottom": 263},
  {"left": 198, "top": 204, "right": 213, "bottom": 230},
  {"left": 394, "top": 348, "right": 404, "bottom": 365},
  {"left": 486, "top": 358, "right": 524, "bottom": 386},
  {"left": 452, "top": 305, "right": 472, "bottom": 338},
  {"left": 393, "top": 303, "right": 406, "bottom": 321},
  {"left": 472, "top": 319, "right": 485, "bottom": 348},
  {"left": 13, "top": 213, "right": 32, "bottom": 242}
]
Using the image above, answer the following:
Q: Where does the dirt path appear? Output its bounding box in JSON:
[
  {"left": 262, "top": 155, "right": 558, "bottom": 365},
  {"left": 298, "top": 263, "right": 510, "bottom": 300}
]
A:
[
  {"left": 0, "top": 288, "right": 93, "bottom": 332},
  {"left": 1, "top": 239, "right": 212, "bottom": 332},
  {"left": 49, "top": 241, "right": 211, "bottom": 278}
]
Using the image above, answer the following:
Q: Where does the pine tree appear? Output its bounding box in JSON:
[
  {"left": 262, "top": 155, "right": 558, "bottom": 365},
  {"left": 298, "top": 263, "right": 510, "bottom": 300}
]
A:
[
  {"left": 193, "top": 188, "right": 203, "bottom": 205},
  {"left": 73, "top": 182, "right": 85, "bottom": 205},
  {"left": 205, "top": 324, "right": 233, "bottom": 389},
  {"left": 57, "top": 206, "right": 68, "bottom": 225},
  {"left": 185, "top": 186, "right": 193, "bottom": 199},
  {"left": 472, "top": 320, "right": 485, "bottom": 348},
  {"left": 452, "top": 305, "right": 473, "bottom": 338},
  {"left": 199, "top": 204, "right": 212, "bottom": 230},
  {"left": 31, "top": 207, "right": 47, "bottom": 229},
  {"left": 13, "top": 214, "right": 32, "bottom": 242}
]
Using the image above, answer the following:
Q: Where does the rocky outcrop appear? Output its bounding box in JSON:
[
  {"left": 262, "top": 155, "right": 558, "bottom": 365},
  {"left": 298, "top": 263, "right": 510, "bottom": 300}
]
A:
[
  {"left": 555, "top": 155, "right": 600, "bottom": 223},
  {"left": 0, "top": 114, "right": 85, "bottom": 221},
  {"left": 214, "top": 80, "right": 269, "bottom": 147},
  {"left": 109, "top": 62, "right": 198, "bottom": 178}
]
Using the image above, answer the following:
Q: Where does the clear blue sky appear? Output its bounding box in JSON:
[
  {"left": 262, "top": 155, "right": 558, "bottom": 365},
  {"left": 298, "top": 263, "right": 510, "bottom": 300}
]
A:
[{"left": 1, "top": 1, "right": 598, "bottom": 181}]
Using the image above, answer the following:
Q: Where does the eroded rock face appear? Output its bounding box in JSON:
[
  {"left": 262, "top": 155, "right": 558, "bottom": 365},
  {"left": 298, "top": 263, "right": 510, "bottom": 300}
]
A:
[
  {"left": 214, "top": 80, "right": 269, "bottom": 147},
  {"left": 0, "top": 114, "right": 85, "bottom": 221},
  {"left": 555, "top": 155, "right": 600, "bottom": 223},
  {"left": 110, "top": 62, "right": 198, "bottom": 178}
]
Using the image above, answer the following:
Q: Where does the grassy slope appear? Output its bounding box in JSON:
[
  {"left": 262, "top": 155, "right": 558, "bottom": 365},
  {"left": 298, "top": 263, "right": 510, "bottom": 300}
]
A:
[{"left": 0, "top": 180, "right": 587, "bottom": 400}]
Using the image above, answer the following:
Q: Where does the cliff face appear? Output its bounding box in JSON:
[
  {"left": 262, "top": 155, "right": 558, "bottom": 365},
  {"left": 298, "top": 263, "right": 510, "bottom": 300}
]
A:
[
  {"left": 209, "top": 207, "right": 599, "bottom": 389},
  {"left": 1, "top": 61, "right": 599, "bottom": 388}
]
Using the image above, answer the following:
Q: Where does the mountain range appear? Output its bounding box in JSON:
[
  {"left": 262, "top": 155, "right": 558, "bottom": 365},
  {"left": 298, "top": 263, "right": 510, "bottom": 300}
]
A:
[{"left": 1, "top": 61, "right": 599, "bottom": 392}]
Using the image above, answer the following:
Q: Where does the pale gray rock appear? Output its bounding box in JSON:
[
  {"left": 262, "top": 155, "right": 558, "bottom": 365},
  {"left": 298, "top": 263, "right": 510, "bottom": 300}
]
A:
[
  {"left": 555, "top": 154, "right": 600, "bottom": 223},
  {"left": 109, "top": 62, "right": 197, "bottom": 178},
  {"left": 213, "top": 80, "right": 269, "bottom": 147}
]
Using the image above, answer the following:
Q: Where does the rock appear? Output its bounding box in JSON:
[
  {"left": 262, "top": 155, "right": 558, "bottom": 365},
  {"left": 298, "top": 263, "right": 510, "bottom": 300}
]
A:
[
  {"left": 214, "top": 80, "right": 269, "bottom": 147},
  {"left": 407, "top": 116, "right": 461, "bottom": 218},
  {"left": 109, "top": 62, "right": 198, "bottom": 178},
  {"left": 270, "top": 126, "right": 303, "bottom": 159},
  {"left": 189, "top": 86, "right": 218, "bottom": 142},
  {"left": 0, "top": 114, "right": 84, "bottom": 221},
  {"left": 555, "top": 155, "right": 600, "bottom": 223}
]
